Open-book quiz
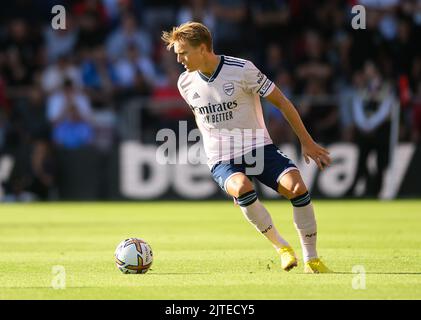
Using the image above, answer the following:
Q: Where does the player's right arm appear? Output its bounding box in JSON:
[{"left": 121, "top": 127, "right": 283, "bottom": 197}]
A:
[{"left": 265, "top": 86, "right": 331, "bottom": 170}]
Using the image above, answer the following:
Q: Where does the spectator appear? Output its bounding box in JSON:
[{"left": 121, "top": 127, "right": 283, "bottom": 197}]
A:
[
  {"left": 113, "top": 44, "right": 156, "bottom": 100},
  {"left": 298, "top": 78, "right": 339, "bottom": 144},
  {"left": 72, "top": 0, "right": 109, "bottom": 26},
  {"left": 102, "top": 0, "right": 137, "bottom": 29},
  {"left": 0, "top": 76, "right": 11, "bottom": 115},
  {"left": 410, "top": 81, "right": 421, "bottom": 143},
  {"left": 250, "top": 0, "right": 289, "bottom": 54},
  {"left": 80, "top": 45, "right": 119, "bottom": 107},
  {"left": 390, "top": 18, "right": 416, "bottom": 76},
  {"left": 2, "top": 133, "right": 35, "bottom": 202},
  {"left": 106, "top": 13, "right": 152, "bottom": 61},
  {"left": 75, "top": 11, "right": 107, "bottom": 52},
  {"left": 211, "top": 0, "right": 248, "bottom": 55},
  {"left": 261, "top": 43, "right": 290, "bottom": 81},
  {"left": 141, "top": 0, "right": 178, "bottom": 34},
  {"left": 176, "top": 0, "right": 215, "bottom": 31},
  {"left": 295, "top": 30, "right": 333, "bottom": 94},
  {"left": 44, "top": 14, "right": 78, "bottom": 63},
  {"left": 1, "top": 18, "right": 42, "bottom": 86},
  {"left": 47, "top": 79, "right": 94, "bottom": 149},
  {"left": 91, "top": 107, "right": 117, "bottom": 152},
  {"left": 41, "top": 53, "right": 83, "bottom": 94},
  {"left": 27, "top": 139, "right": 56, "bottom": 200},
  {"left": 15, "top": 86, "right": 50, "bottom": 141},
  {"left": 2, "top": 138, "right": 56, "bottom": 202},
  {"left": 0, "top": 77, "right": 9, "bottom": 151},
  {"left": 0, "top": 0, "right": 44, "bottom": 23},
  {"left": 348, "top": 6, "right": 384, "bottom": 72},
  {"left": 348, "top": 61, "right": 395, "bottom": 197}
]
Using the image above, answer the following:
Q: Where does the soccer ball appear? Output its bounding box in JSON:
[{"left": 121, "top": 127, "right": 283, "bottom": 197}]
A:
[{"left": 114, "top": 238, "right": 153, "bottom": 274}]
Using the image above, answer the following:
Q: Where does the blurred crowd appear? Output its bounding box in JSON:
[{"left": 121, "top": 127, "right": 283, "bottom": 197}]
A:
[{"left": 0, "top": 0, "right": 420, "bottom": 200}]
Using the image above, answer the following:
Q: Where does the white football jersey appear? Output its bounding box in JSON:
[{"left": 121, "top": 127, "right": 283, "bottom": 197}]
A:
[{"left": 177, "top": 55, "right": 275, "bottom": 167}]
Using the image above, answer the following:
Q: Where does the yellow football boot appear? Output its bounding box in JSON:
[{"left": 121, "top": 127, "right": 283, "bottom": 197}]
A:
[
  {"left": 277, "top": 246, "right": 298, "bottom": 271},
  {"left": 304, "top": 258, "right": 333, "bottom": 273}
]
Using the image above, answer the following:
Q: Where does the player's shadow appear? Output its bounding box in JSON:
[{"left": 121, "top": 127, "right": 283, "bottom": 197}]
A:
[
  {"left": 327, "top": 271, "right": 421, "bottom": 275},
  {"left": 148, "top": 272, "right": 210, "bottom": 275}
]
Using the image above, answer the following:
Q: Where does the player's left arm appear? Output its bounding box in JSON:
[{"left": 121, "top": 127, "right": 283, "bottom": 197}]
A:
[{"left": 265, "top": 86, "right": 331, "bottom": 170}]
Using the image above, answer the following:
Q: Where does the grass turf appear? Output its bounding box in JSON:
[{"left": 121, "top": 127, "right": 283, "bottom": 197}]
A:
[{"left": 0, "top": 200, "right": 420, "bottom": 299}]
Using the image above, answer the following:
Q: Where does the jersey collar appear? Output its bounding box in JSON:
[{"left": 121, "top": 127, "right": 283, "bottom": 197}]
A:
[{"left": 197, "top": 55, "right": 224, "bottom": 83}]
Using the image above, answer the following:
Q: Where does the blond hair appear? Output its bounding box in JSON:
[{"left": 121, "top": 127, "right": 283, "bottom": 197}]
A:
[{"left": 161, "top": 21, "right": 213, "bottom": 51}]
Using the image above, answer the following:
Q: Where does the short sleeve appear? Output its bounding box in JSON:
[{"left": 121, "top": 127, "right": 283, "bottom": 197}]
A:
[{"left": 243, "top": 61, "right": 275, "bottom": 98}]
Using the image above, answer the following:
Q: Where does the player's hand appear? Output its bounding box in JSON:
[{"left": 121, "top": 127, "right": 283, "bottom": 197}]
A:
[{"left": 302, "top": 141, "right": 331, "bottom": 170}]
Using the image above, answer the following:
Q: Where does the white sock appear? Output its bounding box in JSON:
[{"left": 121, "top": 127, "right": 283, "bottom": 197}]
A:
[
  {"left": 293, "top": 202, "right": 318, "bottom": 262},
  {"left": 240, "top": 199, "right": 290, "bottom": 250}
]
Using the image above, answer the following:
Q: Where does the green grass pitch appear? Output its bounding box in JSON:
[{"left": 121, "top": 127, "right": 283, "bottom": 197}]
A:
[{"left": 0, "top": 200, "right": 420, "bottom": 299}]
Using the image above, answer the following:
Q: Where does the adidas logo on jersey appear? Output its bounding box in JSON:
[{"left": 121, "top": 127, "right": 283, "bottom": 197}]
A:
[{"left": 193, "top": 92, "right": 200, "bottom": 99}]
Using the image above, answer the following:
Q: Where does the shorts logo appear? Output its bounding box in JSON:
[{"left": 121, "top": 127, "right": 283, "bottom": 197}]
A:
[
  {"left": 277, "top": 150, "right": 285, "bottom": 156},
  {"left": 223, "top": 82, "right": 234, "bottom": 96}
]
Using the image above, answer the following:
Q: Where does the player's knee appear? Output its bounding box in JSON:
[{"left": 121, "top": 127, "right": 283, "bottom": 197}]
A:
[
  {"left": 237, "top": 180, "right": 254, "bottom": 197},
  {"left": 291, "top": 183, "right": 308, "bottom": 199},
  {"left": 289, "top": 186, "right": 311, "bottom": 208},
  {"left": 226, "top": 176, "right": 254, "bottom": 198},
  {"left": 280, "top": 182, "right": 308, "bottom": 200},
  {"left": 230, "top": 180, "right": 254, "bottom": 199}
]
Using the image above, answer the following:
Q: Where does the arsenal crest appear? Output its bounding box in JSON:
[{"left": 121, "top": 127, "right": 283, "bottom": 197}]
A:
[{"left": 223, "top": 82, "right": 234, "bottom": 96}]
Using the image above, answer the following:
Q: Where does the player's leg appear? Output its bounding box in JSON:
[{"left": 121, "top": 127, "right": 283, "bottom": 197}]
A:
[
  {"left": 225, "top": 173, "right": 291, "bottom": 250},
  {"left": 277, "top": 171, "right": 317, "bottom": 261},
  {"left": 278, "top": 170, "right": 332, "bottom": 273},
  {"left": 223, "top": 172, "right": 297, "bottom": 271},
  {"left": 253, "top": 144, "right": 331, "bottom": 273}
]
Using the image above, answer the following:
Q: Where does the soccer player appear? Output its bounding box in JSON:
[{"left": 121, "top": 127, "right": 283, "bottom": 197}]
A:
[{"left": 162, "top": 22, "right": 332, "bottom": 273}]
